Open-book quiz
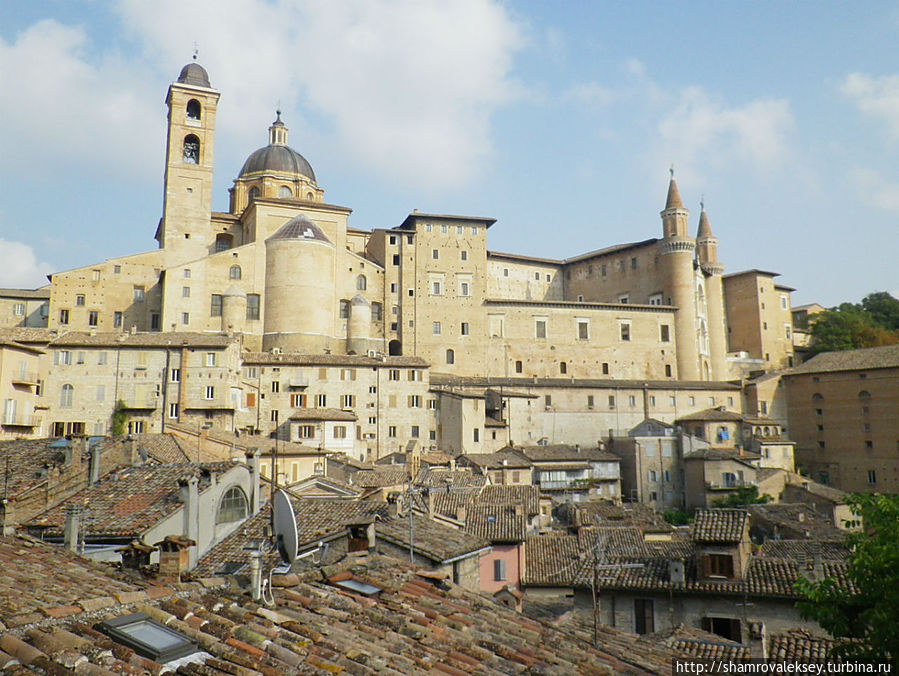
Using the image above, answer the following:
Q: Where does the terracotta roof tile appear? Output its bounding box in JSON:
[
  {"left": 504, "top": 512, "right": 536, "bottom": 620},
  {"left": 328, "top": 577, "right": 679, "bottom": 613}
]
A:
[{"left": 691, "top": 508, "right": 749, "bottom": 543}]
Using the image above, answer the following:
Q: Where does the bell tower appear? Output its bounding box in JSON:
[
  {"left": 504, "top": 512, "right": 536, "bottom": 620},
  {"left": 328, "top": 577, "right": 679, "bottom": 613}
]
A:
[{"left": 156, "top": 56, "right": 220, "bottom": 263}]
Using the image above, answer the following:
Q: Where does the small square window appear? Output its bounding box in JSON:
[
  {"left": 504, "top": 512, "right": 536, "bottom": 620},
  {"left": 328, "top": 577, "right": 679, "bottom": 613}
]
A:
[{"left": 95, "top": 613, "right": 198, "bottom": 662}]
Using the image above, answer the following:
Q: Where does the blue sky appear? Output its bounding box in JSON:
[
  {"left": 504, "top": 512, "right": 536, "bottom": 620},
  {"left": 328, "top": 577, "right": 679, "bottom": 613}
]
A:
[{"left": 1, "top": 1, "right": 897, "bottom": 306}]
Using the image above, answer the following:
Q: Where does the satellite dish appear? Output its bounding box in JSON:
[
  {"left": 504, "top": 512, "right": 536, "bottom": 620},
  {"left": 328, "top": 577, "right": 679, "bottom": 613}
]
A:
[{"left": 272, "top": 489, "right": 297, "bottom": 565}]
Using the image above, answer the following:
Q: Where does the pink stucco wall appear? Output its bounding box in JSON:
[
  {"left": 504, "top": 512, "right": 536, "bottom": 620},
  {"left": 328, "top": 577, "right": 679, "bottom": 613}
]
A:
[{"left": 479, "top": 543, "right": 522, "bottom": 593}]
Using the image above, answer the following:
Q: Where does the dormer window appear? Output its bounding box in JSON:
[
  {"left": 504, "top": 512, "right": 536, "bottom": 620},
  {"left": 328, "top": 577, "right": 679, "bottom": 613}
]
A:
[{"left": 704, "top": 553, "right": 734, "bottom": 578}]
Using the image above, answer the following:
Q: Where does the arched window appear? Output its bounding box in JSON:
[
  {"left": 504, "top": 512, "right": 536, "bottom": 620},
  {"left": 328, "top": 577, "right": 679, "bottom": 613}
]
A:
[
  {"left": 182, "top": 134, "right": 200, "bottom": 164},
  {"left": 278, "top": 185, "right": 292, "bottom": 198},
  {"left": 306, "top": 192, "right": 314, "bottom": 200},
  {"left": 388, "top": 340, "right": 402, "bottom": 356},
  {"left": 356, "top": 275, "right": 367, "bottom": 291},
  {"left": 215, "top": 234, "right": 232, "bottom": 253},
  {"left": 812, "top": 393, "right": 824, "bottom": 401},
  {"left": 248, "top": 187, "right": 260, "bottom": 201},
  {"left": 859, "top": 390, "right": 871, "bottom": 399},
  {"left": 559, "top": 361, "right": 567, "bottom": 374},
  {"left": 339, "top": 300, "right": 350, "bottom": 319},
  {"left": 216, "top": 486, "right": 248, "bottom": 524},
  {"left": 60, "top": 384, "right": 74, "bottom": 408},
  {"left": 446, "top": 349, "right": 455, "bottom": 365},
  {"left": 229, "top": 265, "right": 242, "bottom": 280},
  {"left": 186, "top": 99, "right": 201, "bottom": 120}
]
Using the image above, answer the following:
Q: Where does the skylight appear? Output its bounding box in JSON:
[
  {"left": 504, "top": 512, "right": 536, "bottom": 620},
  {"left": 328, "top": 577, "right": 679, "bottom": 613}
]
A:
[
  {"left": 334, "top": 578, "right": 382, "bottom": 597},
  {"left": 95, "top": 613, "right": 198, "bottom": 662}
]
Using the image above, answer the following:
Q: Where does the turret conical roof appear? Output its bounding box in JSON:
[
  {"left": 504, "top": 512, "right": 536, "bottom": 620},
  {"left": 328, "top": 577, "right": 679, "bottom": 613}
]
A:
[
  {"left": 697, "top": 205, "right": 713, "bottom": 238},
  {"left": 665, "top": 176, "right": 684, "bottom": 210}
]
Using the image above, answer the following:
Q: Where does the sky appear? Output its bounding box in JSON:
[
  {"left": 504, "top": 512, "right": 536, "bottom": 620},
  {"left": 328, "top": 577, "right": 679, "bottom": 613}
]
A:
[{"left": 1, "top": 1, "right": 897, "bottom": 307}]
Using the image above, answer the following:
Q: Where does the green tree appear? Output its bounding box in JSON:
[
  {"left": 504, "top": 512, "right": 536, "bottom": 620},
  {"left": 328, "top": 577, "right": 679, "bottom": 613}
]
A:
[
  {"left": 795, "top": 494, "right": 899, "bottom": 667},
  {"left": 663, "top": 509, "right": 692, "bottom": 526},
  {"left": 710, "top": 485, "right": 770, "bottom": 507},
  {"left": 807, "top": 295, "right": 899, "bottom": 358},
  {"left": 860, "top": 292, "right": 899, "bottom": 331},
  {"left": 111, "top": 400, "right": 129, "bottom": 436}
]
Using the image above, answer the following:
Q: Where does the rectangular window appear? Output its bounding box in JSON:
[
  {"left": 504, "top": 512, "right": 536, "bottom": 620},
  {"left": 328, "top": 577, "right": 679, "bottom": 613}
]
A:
[
  {"left": 587, "top": 395, "right": 594, "bottom": 408},
  {"left": 271, "top": 410, "right": 280, "bottom": 423},
  {"left": 151, "top": 313, "right": 160, "bottom": 330},
  {"left": 411, "top": 425, "right": 420, "bottom": 438},
  {"left": 706, "top": 554, "right": 735, "bottom": 578},
  {"left": 389, "top": 369, "right": 400, "bottom": 381},
  {"left": 577, "top": 320, "right": 589, "bottom": 340},
  {"left": 460, "top": 281, "right": 470, "bottom": 296},
  {"left": 629, "top": 395, "right": 636, "bottom": 407},
  {"left": 290, "top": 393, "right": 307, "bottom": 408},
  {"left": 473, "top": 428, "right": 479, "bottom": 442},
  {"left": 461, "top": 322, "right": 470, "bottom": 336},
  {"left": 461, "top": 250, "right": 468, "bottom": 261},
  {"left": 169, "top": 403, "right": 179, "bottom": 418},
  {"left": 408, "top": 395, "right": 421, "bottom": 408},
  {"left": 493, "top": 559, "right": 507, "bottom": 581},
  {"left": 272, "top": 381, "right": 280, "bottom": 393},
  {"left": 634, "top": 599, "right": 654, "bottom": 635},
  {"left": 515, "top": 360, "right": 523, "bottom": 373},
  {"left": 389, "top": 235, "right": 396, "bottom": 245},
  {"left": 432, "top": 281, "right": 442, "bottom": 295},
  {"left": 342, "top": 394, "right": 356, "bottom": 408},
  {"left": 205, "top": 352, "right": 216, "bottom": 367},
  {"left": 535, "top": 319, "right": 547, "bottom": 339},
  {"left": 182, "top": 286, "right": 190, "bottom": 298},
  {"left": 340, "top": 368, "right": 357, "bottom": 381},
  {"left": 112, "top": 311, "right": 123, "bottom": 328},
  {"left": 181, "top": 311, "right": 190, "bottom": 325},
  {"left": 13, "top": 302, "right": 24, "bottom": 316},
  {"left": 332, "top": 425, "right": 347, "bottom": 439},
  {"left": 392, "top": 254, "right": 400, "bottom": 266},
  {"left": 183, "top": 269, "right": 191, "bottom": 278},
  {"left": 433, "top": 321, "right": 441, "bottom": 335},
  {"left": 660, "top": 325, "right": 670, "bottom": 342},
  {"left": 210, "top": 293, "right": 223, "bottom": 317},
  {"left": 544, "top": 395, "right": 552, "bottom": 407},
  {"left": 247, "top": 294, "right": 260, "bottom": 320},
  {"left": 432, "top": 249, "right": 439, "bottom": 260},
  {"left": 133, "top": 286, "right": 145, "bottom": 302},
  {"left": 388, "top": 425, "right": 397, "bottom": 438},
  {"left": 87, "top": 310, "right": 98, "bottom": 326},
  {"left": 315, "top": 394, "right": 327, "bottom": 407},
  {"left": 205, "top": 386, "right": 215, "bottom": 399},
  {"left": 620, "top": 323, "right": 631, "bottom": 341},
  {"left": 96, "top": 385, "right": 105, "bottom": 402},
  {"left": 170, "top": 368, "right": 180, "bottom": 382},
  {"left": 59, "top": 309, "right": 69, "bottom": 325},
  {"left": 76, "top": 294, "right": 85, "bottom": 306},
  {"left": 372, "top": 302, "right": 382, "bottom": 321}
]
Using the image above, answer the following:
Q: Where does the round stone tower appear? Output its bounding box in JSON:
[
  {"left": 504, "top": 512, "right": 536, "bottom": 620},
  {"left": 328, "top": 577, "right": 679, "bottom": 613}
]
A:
[
  {"left": 347, "top": 294, "right": 372, "bottom": 355},
  {"left": 263, "top": 214, "right": 336, "bottom": 352},
  {"left": 696, "top": 204, "right": 728, "bottom": 380},
  {"left": 221, "top": 285, "right": 247, "bottom": 334},
  {"left": 658, "top": 173, "right": 701, "bottom": 380}
]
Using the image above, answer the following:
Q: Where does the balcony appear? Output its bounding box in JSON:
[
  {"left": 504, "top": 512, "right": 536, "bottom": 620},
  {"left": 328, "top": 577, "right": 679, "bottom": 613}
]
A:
[
  {"left": 120, "top": 397, "right": 159, "bottom": 410},
  {"left": 706, "top": 479, "right": 757, "bottom": 491},
  {"left": 2, "top": 414, "right": 41, "bottom": 427},
  {"left": 11, "top": 372, "right": 40, "bottom": 387}
]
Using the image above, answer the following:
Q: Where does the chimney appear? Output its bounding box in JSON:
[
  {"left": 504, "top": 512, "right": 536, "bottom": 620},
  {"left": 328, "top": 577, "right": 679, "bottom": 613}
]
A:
[
  {"left": 669, "top": 559, "right": 685, "bottom": 585},
  {"left": 89, "top": 442, "right": 101, "bottom": 486},
  {"left": 116, "top": 540, "right": 156, "bottom": 570},
  {"left": 178, "top": 475, "right": 200, "bottom": 567},
  {"left": 0, "top": 499, "right": 15, "bottom": 536},
  {"left": 64, "top": 504, "right": 82, "bottom": 552},
  {"left": 513, "top": 504, "right": 523, "bottom": 517},
  {"left": 427, "top": 488, "right": 435, "bottom": 520},
  {"left": 455, "top": 506, "right": 467, "bottom": 523},
  {"left": 155, "top": 535, "right": 196, "bottom": 583},
  {"left": 245, "top": 449, "right": 261, "bottom": 514}
]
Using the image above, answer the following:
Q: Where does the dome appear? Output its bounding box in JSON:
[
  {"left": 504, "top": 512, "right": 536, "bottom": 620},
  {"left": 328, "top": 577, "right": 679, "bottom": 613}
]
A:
[
  {"left": 239, "top": 145, "right": 316, "bottom": 182},
  {"left": 267, "top": 215, "right": 331, "bottom": 244},
  {"left": 177, "top": 61, "right": 211, "bottom": 88}
]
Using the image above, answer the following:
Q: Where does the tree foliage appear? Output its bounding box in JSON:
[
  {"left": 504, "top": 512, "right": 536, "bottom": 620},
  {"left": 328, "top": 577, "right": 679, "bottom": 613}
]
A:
[
  {"left": 710, "top": 485, "right": 771, "bottom": 507},
  {"left": 663, "top": 509, "right": 692, "bottom": 526},
  {"left": 795, "top": 494, "right": 899, "bottom": 667},
  {"left": 111, "top": 400, "right": 129, "bottom": 437},
  {"left": 807, "top": 292, "right": 899, "bottom": 357}
]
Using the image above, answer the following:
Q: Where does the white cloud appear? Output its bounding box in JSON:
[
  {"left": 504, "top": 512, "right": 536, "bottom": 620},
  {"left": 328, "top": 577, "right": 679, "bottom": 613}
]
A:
[
  {"left": 841, "top": 72, "right": 899, "bottom": 140},
  {"left": 563, "top": 82, "right": 618, "bottom": 109},
  {"left": 849, "top": 167, "right": 899, "bottom": 212},
  {"left": 0, "top": 240, "right": 55, "bottom": 288},
  {"left": 652, "top": 86, "right": 793, "bottom": 185},
  {"left": 0, "top": 19, "right": 160, "bottom": 180},
  {"left": 114, "top": 0, "right": 525, "bottom": 190}
]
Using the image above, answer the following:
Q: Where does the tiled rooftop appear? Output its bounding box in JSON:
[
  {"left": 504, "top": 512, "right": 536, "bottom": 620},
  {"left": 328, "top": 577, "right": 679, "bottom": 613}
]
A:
[
  {"left": 376, "top": 514, "right": 490, "bottom": 563},
  {"left": 96, "top": 434, "right": 191, "bottom": 464},
  {"left": 50, "top": 331, "right": 235, "bottom": 348},
  {"left": 523, "top": 533, "right": 582, "bottom": 585},
  {"left": 350, "top": 467, "right": 409, "bottom": 488},
  {"left": 194, "top": 498, "right": 390, "bottom": 577},
  {"left": 653, "top": 624, "right": 750, "bottom": 661},
  {"left": 563, "top": 501, "right": 677, "bottom": 533},
  {"left": 517, "top": 443, "right": 619, "bottom": 463},
  {"left": 23, "top": 463, "right": 234, "bottom": 537},
  {"left": 768, "top": 629, "right": 840, "bottom": 661},
  {"left": 0, "top": 439, "right": 71, "bottom": 499},
  {"left": 459, "top": 449, "right": 532, "bottom": 470},
  {"left": 476, "top": 484, "right": 541, "bottom": 517},
  {"left": 691, "top": 509, "right": 750, "bottom": 543},
  {"left": 243, "top": 350, "right": 429, "bottom": 367},
  {"left": 786, "top": 344, "right": 899, "bottom": 374},
  {"left": 748, "top": 503, "right": 846, "bottom": 541},
  {"left": 0, "top": 534, "right": 160, "bottom": 631},
  {"left": 464, "top": 504, "right": 527, "bottom": 543}
]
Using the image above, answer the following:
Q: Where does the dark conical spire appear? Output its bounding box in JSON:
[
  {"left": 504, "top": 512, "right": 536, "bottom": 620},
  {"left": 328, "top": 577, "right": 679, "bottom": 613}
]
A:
[
  {"left": 697, "top": 199, "right": 713, "bottom": 238},
  {"left": 665, "top": 167, "right": 684, "bottom": 210}
]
